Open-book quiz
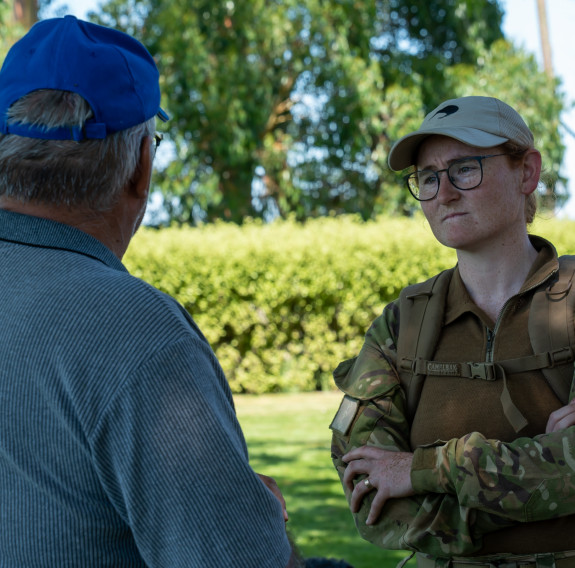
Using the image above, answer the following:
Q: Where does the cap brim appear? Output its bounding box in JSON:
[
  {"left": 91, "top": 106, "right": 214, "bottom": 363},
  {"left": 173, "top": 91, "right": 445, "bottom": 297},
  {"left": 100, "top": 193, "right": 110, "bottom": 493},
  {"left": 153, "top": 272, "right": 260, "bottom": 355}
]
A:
[
  {"left": 157, "top": 108, "right": 170, "bottom": 122},
  {"left": 388, "top": 127, "right": 508, "bottom": 171}
]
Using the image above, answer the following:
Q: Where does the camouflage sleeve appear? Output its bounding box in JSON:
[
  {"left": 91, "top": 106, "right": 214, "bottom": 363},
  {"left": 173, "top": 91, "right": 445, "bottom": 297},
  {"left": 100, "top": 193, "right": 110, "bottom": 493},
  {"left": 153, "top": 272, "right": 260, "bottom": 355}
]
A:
[
  {"left": 411, "top": 427, "right": 575, "bottom": 523},
  {"left": 331, "top": 302, "right": 515, "bottom": 556}
]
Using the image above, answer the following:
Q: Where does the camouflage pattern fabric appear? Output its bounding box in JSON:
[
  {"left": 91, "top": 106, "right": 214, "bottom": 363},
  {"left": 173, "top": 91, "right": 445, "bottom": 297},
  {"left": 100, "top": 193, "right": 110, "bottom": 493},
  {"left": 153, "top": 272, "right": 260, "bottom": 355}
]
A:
[{"left": 330, "top": 301, "right": 575, "bottom": 557}]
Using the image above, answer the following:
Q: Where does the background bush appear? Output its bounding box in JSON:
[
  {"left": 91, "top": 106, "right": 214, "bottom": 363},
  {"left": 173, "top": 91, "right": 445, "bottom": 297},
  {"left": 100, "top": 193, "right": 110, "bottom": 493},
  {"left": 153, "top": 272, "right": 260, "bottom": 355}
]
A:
[{"left": 124, "top": 214, "right": 575, "bottom": 393}]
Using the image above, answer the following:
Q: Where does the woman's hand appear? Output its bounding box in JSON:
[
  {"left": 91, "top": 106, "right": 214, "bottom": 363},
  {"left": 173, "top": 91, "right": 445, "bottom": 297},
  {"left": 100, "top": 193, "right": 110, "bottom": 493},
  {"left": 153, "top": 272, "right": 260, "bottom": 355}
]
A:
[
  {"left": 546, "top": 398, "right": 575, "bottom": 433},
  {"left": 342, "top": 446, "right": 415, "bottom": 525}
]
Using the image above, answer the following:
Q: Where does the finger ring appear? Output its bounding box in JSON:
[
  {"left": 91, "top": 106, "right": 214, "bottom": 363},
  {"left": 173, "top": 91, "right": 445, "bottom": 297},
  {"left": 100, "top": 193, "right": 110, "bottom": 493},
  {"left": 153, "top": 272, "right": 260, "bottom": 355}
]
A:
[{"left": 364, "top": 478, "right": 372, "bottom": 489}]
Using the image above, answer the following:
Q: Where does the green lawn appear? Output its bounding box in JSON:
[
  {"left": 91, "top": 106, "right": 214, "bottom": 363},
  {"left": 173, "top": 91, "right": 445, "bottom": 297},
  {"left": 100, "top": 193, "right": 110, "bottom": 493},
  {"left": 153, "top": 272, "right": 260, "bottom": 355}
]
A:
[{"left": 234, "top": 392, "right": 410, "bottom": 568}]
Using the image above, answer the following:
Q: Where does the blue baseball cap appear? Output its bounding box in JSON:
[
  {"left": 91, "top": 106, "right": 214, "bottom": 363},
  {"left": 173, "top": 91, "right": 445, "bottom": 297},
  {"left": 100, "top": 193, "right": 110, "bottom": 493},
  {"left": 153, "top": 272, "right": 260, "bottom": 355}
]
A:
[{"left": 0, "top": 15, "right": 169, "bottom": 141}]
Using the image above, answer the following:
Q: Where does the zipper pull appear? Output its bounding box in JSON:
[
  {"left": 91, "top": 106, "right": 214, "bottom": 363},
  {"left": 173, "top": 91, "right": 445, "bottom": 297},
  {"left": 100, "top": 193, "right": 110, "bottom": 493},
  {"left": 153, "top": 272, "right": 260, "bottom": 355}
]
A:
[{"left": 486, "top": 328, "right": 494, "bottom": 361}]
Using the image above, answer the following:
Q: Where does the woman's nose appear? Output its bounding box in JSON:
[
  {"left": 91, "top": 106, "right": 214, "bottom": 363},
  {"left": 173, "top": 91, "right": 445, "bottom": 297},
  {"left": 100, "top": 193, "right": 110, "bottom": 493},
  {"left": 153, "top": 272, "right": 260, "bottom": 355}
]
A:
[{"left": 435, "top": 171, "right": 460, "bottom": 203}]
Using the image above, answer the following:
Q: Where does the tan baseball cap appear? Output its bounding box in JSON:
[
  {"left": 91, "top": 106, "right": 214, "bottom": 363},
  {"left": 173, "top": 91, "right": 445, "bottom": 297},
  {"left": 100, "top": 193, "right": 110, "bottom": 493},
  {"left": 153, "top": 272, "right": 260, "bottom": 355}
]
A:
[{"left": 387, "top": 96, "right": 534, "bottom": 171}]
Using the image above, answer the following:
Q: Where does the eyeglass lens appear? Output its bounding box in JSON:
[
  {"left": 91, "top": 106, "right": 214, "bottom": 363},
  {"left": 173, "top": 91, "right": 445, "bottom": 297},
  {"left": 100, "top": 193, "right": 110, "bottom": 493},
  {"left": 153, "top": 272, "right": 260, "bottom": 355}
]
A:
[{"left": 408, "top": 157, "right": 483, "bottom": 200}]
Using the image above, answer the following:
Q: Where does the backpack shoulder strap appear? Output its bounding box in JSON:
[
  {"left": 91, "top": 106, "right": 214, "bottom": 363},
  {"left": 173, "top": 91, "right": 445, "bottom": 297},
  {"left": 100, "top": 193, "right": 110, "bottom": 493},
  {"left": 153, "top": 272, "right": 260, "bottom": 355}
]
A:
[
  {"left": 396, "top": 268, "right": 455, "bottom": 419},
  {"left": 529, "top": 255, "right": 575, "bottom": 404}
]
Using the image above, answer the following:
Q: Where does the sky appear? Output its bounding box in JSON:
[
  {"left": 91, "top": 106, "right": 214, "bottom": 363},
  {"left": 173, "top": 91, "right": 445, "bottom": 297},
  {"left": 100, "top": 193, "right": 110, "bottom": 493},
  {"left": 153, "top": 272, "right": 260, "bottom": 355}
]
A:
[
  {"left": 501, "top": 0, "right": 575, "bottom": 218},
  {"left": 45, "top": 0, "right": 575, "bottom": 218}
]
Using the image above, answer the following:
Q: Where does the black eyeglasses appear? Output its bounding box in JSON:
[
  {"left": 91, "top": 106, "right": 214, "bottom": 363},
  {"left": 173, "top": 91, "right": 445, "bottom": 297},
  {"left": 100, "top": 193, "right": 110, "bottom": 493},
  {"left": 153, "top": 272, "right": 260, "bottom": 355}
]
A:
[
  {"left": 154, "top": 132, "right": 163, "bottom": 150},
  {"left": 405, "top": 153, "right": 508, "bottom": 201}
]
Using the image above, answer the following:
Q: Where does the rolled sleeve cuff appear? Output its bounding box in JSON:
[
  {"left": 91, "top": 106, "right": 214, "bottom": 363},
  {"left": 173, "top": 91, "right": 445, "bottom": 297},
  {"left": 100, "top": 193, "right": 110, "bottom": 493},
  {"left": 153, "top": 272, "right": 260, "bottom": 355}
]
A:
[{"left": 411, "top": 444, "right": 454, "bottom": 495}]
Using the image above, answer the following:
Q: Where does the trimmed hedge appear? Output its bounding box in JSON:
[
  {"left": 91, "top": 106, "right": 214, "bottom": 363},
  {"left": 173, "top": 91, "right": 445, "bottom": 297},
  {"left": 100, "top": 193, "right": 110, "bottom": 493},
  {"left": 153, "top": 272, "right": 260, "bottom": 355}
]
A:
[{"left": 123, "top": 215, "right": 575, "bottom": 393}]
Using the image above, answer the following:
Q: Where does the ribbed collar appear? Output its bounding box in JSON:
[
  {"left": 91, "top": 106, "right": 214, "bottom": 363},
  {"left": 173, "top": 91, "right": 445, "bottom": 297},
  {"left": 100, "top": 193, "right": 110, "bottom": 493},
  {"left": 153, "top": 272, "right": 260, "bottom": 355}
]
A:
[{"left": 0, "top": 209, "right": 127, "bottom": 272}]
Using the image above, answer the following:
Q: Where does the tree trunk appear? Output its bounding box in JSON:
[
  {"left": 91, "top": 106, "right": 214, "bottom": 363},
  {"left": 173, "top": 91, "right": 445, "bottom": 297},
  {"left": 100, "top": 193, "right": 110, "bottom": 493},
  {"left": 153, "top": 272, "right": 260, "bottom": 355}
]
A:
[
  {"left": 13, "top": 0, "right": 38, "bottom": 29},
  {"left": 536, "top": 0, "right": 553, "bottom": 78}
]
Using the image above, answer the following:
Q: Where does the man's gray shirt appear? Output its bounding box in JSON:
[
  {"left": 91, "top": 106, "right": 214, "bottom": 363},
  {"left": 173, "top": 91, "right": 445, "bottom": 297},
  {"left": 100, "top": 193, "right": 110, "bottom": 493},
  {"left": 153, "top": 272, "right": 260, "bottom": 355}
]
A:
[{"left": 0, "top": 210, "right": 291, "bottom": 567}]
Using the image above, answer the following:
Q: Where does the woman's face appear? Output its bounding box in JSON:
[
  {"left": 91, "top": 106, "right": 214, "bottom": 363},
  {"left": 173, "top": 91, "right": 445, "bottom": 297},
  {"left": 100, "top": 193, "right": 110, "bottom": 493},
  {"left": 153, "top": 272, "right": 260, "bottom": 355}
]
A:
[{"left": 416, "top": 136, "right": 532, "bottom": 253}]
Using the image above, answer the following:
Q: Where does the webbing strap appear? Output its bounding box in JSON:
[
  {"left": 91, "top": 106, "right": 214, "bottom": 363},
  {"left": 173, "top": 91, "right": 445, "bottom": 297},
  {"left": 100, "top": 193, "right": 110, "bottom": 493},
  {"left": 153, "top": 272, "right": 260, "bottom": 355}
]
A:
[
  {"left": 498, "top": 364, "right": 528, "bottom": 432},
  {"left": 529, "top": 257, "right": 575, "bottom": 404},
  {"left": 397, "top": 269, "right": 454, "bottom": 419},
  {"left": 415, "top": 550, "right": 575, "bottom": 568},
  {"left": 400, "top": 354, "right": 571, "bottom": 433},
  {"left": 402, "top": 347, "right": 575, "bottom": 381},
  {"left": 400, "top": 346, "right": 575, "bottom": 432}
]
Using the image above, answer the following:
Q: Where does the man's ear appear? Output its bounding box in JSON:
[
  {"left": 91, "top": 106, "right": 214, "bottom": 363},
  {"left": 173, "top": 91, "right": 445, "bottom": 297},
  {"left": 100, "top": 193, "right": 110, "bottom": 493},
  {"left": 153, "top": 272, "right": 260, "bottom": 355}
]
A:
[
  {"left": 521, "top": 148, "right": 542, "bottom": 196},
  {"left": 129, "top": 135, "right": 153, "bottom": 200}
]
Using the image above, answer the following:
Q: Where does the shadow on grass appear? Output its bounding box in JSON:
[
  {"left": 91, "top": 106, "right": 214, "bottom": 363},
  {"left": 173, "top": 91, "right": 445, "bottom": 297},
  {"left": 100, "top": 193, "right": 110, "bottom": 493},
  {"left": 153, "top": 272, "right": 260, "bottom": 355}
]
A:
[{"left": 236, "top": 394, "right": 411, "bottom": 568}]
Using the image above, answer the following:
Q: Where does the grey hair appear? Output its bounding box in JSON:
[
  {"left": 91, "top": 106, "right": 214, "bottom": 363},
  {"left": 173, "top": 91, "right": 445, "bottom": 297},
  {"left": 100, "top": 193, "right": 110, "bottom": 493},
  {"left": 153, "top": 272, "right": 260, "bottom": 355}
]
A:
[{"left": 0, "top": 90, "right": 155, "bottom": 210}]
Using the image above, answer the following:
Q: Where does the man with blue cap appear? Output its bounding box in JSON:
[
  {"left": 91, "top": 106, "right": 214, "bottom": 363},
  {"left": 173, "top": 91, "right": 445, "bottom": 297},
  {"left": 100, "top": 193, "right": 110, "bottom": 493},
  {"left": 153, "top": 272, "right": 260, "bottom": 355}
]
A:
[{"left": 0, "top": 16, "right": 298, "bottom": 567}]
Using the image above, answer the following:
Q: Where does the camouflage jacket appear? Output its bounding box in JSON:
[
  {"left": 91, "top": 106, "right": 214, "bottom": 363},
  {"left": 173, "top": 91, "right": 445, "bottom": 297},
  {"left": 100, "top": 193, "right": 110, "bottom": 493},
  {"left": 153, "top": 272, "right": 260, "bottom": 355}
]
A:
[{"left": 330, "top": 237, "right": 575, "bottom": 557}]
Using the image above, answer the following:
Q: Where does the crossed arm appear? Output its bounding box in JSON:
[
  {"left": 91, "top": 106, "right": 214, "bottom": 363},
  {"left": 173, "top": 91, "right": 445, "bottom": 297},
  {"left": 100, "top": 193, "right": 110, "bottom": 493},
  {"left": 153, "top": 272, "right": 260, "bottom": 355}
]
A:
[{"left": 342, "top": 399, "right": 575, "bottom": 527}]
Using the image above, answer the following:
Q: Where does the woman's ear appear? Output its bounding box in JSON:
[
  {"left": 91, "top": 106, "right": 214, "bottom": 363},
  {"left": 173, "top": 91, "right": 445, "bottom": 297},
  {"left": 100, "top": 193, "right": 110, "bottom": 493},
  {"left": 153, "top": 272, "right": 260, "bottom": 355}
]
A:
[{"left": 521, "top": 148, "right": 542, "bottom": 196}]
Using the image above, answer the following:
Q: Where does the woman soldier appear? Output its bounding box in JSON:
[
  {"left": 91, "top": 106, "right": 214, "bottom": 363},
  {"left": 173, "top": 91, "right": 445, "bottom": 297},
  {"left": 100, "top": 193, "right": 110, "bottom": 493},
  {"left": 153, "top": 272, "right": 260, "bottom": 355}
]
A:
[{"left": 331, "top": 96, "right": 575, "bottom": 566}]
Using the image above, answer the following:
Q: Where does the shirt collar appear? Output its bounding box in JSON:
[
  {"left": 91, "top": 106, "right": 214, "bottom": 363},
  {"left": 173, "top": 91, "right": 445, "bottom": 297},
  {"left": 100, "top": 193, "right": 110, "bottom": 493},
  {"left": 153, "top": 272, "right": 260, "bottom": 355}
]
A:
[
  {"left": 445, "top": 235, "right": 559, "bottom": 326},
  {"left": 0, "top": 209, "right": 127, "bottom": 272}
]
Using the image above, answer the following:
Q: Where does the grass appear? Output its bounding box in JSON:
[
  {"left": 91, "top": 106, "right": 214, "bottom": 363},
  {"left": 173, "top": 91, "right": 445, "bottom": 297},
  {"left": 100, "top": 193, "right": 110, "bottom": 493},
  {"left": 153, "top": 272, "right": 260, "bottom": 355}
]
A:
[{"left": 234, "top": 392, "right": 410, "bottom": 568}]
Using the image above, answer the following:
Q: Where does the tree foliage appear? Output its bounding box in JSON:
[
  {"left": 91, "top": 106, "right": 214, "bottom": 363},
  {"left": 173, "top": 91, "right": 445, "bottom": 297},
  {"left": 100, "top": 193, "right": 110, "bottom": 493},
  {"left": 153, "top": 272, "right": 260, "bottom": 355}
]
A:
[
  {"left": 0, "top": 3, "right": 24, "bottom": 60},
  {"left": 123, "top": 215, "right": 575, "bottom": 392},
  {"left": 35, "top": 1, "right": 570, "bottom": 223},
  {"left": 1, "top": 1, "right": 56, "bottom": 61},
  {"left": 445, "top": 38, "right": 567, "bottom": 208}
]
